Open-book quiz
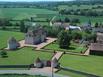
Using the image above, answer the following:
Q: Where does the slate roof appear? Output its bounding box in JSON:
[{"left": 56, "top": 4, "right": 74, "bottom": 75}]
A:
[{"left": 90, "top": 43, "right": 103, "bottom": 52}]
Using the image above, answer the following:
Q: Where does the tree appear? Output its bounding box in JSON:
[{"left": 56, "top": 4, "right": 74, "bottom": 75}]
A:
[
  {"left": 64, "top": 17, "right": 70, "bottom": 22},
  {"left": 0, "top": 51, "right": 7, "bottom": 58},
  {"left": 95, "top": 22, "right": 99, "bottom": 28},
  {"left": 58, "top": 30, "right": 71, "bottom": 49},
  {"left": 20, "top": 20, "right": 26, "bottom": 33},
  {"left": 71, "top": 31, "right": 82, "bottom": 40},
  {"left": 71, "top": 18, "right": 80, "bottom": 23}
]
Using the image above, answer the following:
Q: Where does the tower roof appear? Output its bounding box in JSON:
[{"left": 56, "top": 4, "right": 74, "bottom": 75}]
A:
[
  {"left": 52, "top": 58, "right": 58, "bottom": 63},
  {"left": 36, "top": 57, "right": 41, "bottom": 63},
  {"left": 8, "top": 37, "right": 17, "bottom": 43}
]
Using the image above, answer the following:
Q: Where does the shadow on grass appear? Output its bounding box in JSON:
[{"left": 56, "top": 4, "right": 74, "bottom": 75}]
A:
[
  {"left": 60, "top": 47, "right": 76, "bottom": 50},
  {"left": 1, "top": 55, "right": 8, "bottom": 58}
]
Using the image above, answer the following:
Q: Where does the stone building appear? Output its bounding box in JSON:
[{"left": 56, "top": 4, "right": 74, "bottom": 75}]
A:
[
  {"left": 90, "top": 32, "right": 103, "bottom": 55},
  {"left": 51, "top": 58, "right": 59, "bottom": 68},
  {"left": 25, "top": 27, "right": 46, "bottom": 45},
  {"left": 7, "top": 37, "right": 20, "bottom": 50},
  {"left": 34, "top": 57, "right": 59, "bottom": 68},
  {"left": 35, "top": 58, "right": 43, "bottom": 68}
]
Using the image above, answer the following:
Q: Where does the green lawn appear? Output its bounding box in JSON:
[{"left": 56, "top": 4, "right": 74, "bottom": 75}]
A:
[
  {"left": 58, "top": 70, "right": 86, "bottom": 77},
  {"left": 44, "top": 42, "right": 87, "bottom": 53},
  {"left": 0, "top": 8, "right": 58, "bottom": 20},
  {"left": 0, "top": 47, "right": 52, "bottom": 65},
  {"left": 58, "top": 54, "right": 103, "bottom": 77},
  {"left": 0, "top": 30, "right": 24, "bottom": 49}
]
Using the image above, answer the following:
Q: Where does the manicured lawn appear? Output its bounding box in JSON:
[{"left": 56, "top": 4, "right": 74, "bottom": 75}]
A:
[
  {"left": 58, "top": 54, "right": 103, "bottom": 77},
  {"left": 58, "top": 70, "right": 86, "bottom": 77},
  {"left": 44, "top": 42, "right": 87, "bottom": 53},
  {"left": 0, "top": 30, "right": 24, "bottom": 49},
  {"left": 0, "top": 47, "right": 52, "bottom": 65}
]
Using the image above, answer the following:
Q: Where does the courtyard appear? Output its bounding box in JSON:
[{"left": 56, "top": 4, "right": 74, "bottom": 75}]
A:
[{"left": 44, "top": 42, "right": 87, "bottom": 53}]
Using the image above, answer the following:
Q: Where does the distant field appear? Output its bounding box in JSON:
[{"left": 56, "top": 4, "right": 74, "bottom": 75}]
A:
[
  {"left": 58, "top": 54, "right": 103, "bottom": 77},
  {"left": 0, "top": 8, "right": 58, "bottom": 20},
  {"left": 0, "top": 30, "right": 24, "bottom": 49},
  {"left": 58, "top": 5, "right": 103, "bottom": 10},
  {"left": 0, "top": 47, "right": 52, "bottom": 65}
]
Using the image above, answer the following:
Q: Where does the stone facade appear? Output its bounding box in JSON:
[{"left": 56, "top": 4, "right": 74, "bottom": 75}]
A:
[
  {"left": 35, "top": 58, "right": 43, "bottom": 68},
  {"left": 25, "top": 27, "right": 46, "bottom": 45},
  {"left": 34, "top": 57, "right": 59, "bottom": 68},
  {"left": 51, "top": 58, "right": 59, "bottom": 68},
  {"left": 8, "top": 37, "right": 20, "bottom": 50}
]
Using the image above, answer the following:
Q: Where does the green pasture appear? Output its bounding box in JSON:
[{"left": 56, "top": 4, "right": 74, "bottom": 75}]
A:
[{"left": 0, "top": 8, "right": 58, "bottom": 20}]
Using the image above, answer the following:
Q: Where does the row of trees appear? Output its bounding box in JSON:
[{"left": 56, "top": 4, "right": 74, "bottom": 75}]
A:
[
  {"left": 55, "top": 17, "right": 80, "bottom": 23},
  {"left": 57, "top": 29, "right": 97, "bottom": 49},
  {"left": 59, "top": 9, "right": 103, "bottom": 16},
  {"left": 0, "top": 19, "right": 28, "bottom": 33}
]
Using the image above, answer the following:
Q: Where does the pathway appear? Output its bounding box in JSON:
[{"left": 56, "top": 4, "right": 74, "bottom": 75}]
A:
[
  {"left": 35, "top": 37, "right": 57, "bottom": 50},
  {"left": 5, "top": 37, "right": 57, "bottom": 50},
  {"left": 83, "top": 47, "right": 90, "bottom": 56},
  {"left": 0, "top": 70, "right": 69, "bottom": 77},
  {"left": 52, "top": 52, "right": 63, "bottom": 61},
  {"left": 30, "top": 67, "right": 58, "bottom": 73}
]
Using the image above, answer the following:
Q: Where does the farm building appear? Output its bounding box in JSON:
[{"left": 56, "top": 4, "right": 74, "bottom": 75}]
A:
[
  {"left": 34, "top": 57, "right": 59, "bottom": 68},
  {"left": 53, "top": 22, "right": 81, "bottom": 31},
  {"left": 93, "top": 27, "right": 103, "bottom": 33},
  {"left": 90, "top": 43, "right": 103, "bottom": 55},
  {"left": 25, "top": 27, "right": 46, "bottom": 45},
  {"left": 7, "top": 37, "right": 20, "bottom": 50},
  {"left": 96, "top": 32, "right": 103, "bottom": 43},
  {"left": 90, "top": 32, "right": 103, "bottom": 55},
  {"left": 82, "top": 23, "right": 92, "bottom": 30}
]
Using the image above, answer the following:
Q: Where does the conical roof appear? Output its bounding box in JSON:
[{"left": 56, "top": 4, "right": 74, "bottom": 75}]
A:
[
  {"left": 52, "top": 58, "right": 58, "bottom": 63},
  {"left": 36, "top": 57, "right": 41, "bottom": 63},
  {"left": 8, "top": 37, "right": 17, "bottom": 43}
]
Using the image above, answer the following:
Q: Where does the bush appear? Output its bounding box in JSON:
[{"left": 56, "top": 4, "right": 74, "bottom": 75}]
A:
[{"left": 0, "top": 51, "right": 8, "bottom": 58}]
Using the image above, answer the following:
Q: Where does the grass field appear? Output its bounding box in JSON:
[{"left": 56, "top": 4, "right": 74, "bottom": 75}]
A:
[
  {"left": 44, "top": 42, "right": 87, "bottom": 53},
  {"left": 58, "top": 5, "right": 103, "bottom": 11},
  {"left": 58, "top": 54, "right": 103, "bottom": 77},
  {"left": 0, "top": 30, "right": 24, "bottom": 49},
  {"left": 58, "top": 70, "right": 86, "bottom": 77},
  {"left": 0, "top": 8, "right": 58, "bottom": 20},
  {"left": 0, "top": 47, "right": 52, "bottom": 65}
]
